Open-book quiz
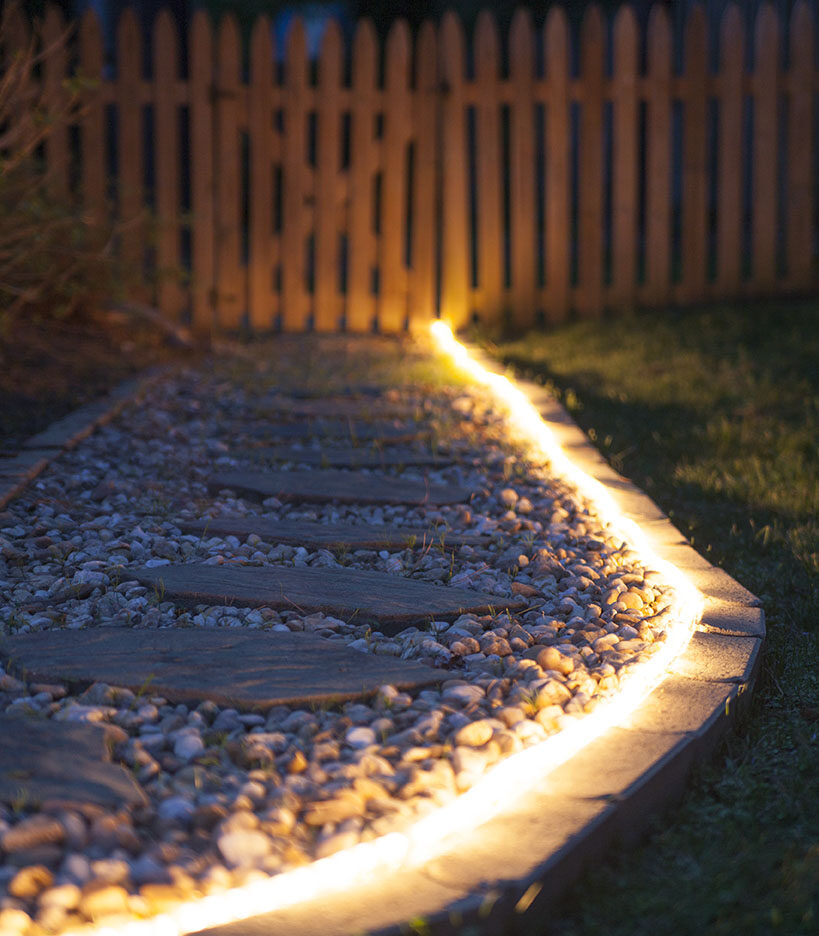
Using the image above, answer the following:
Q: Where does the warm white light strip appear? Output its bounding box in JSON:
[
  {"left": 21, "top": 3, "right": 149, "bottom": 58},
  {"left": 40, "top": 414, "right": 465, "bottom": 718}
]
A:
[{"left": 63, "top": 323, "right": 704, "bottom": 936}]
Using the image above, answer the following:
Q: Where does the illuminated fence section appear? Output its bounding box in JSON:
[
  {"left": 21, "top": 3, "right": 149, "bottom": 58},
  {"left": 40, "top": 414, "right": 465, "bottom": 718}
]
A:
[{"left": 3, "top": 1, "right": 818, "bottom": 335}]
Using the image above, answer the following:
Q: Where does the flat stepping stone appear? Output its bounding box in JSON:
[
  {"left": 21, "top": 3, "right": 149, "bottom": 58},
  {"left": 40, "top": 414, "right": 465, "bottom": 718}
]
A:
[
  {"left": 243, "top": 445, "right": 453, "bottom": 469},
  {"left": 241, "top": 421, "right": 427, "bottom": 444},
  {"left": 0, "top": 716, "right": 147, "bottom": 809},
  {"left": 0, "top": 628, "right": 446, "bottom": 710},
  {"left": 179, "top": 517, "right": 491, "bottom": 549},
  {"left": 209, "top": 469, "right": 470, "bottom": 506},
  {"left": 130, "top": 564, "right": 526, "bottom": 632},
  {"left": 261, "top": 397, "right": 418, "bottom": 419}
]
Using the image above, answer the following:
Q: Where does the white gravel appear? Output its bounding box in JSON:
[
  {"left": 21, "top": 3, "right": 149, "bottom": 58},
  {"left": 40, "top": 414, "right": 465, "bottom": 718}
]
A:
[{"left": 0, "top": 343, "right": 687, "bottom": 933}]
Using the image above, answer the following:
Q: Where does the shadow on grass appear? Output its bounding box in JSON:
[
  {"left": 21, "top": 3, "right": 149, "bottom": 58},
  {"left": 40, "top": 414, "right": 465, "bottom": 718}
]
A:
[{"left": 488, "top": 298, "right": 818, "bottom": 936}]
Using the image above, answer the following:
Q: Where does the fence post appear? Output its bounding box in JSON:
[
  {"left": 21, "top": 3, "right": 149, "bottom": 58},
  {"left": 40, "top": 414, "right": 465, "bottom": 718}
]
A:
[
  {"left": 410, "top": 20, "right": 438, "bottom": 329},
  {"left": 787, "top": 0, "right": 814, "bottom": 291},
  {"left": 681, "top": 4, "right": 708, "bottom": 303},
  {"left": 214, "top": 15, "right": 244, "bottom": 330},
  {"left": 79, "top": 8, "right": 106, "bottom": 230},
  {"left": 645, "top": 5, "right": 672, "bottom": 306},
  {"left": 153, "top": 10, "right": 183, "bottom": 323},
  {"left": 189, "top": 10, "right": 215, "bottom": 338},
  {"left": 248, "top": 15, "right": 275, "bottom": 332},
  {"left": 544, "top": 6, "right": 570, "bottom": 323},
  {"left": 612, "top": 4, "right": 638, "bottom": 313},
  {"left": 315, "top": 20, "right": 343, "bottom": 332},
  {"left": 282, "top": 18, "right": 310, "bottom": 331},
  {"left": 578, "top": 4, "right": 605, "bottom": 317},
  {"left": 42, "top": 4, "right": 69, "bottom": 199},
  {"left": 116, "top": 8, "right": 145, "bottom": 294},
  {"left": 752, "top": 3, "right": 779, "bottom": 293},
  {"left": 716, "top": 3, "right": 743, "bottom": 296},
  {"left": 509, "top": 8, "right": 537, "bottom": 329},
  {"left": 439, "top": 12, "right": 469, "bottom": 330},
  {"left": 381, "top": 20, "right": 411, "bottom": 333},
  {"left": 347, "top": 19, "right": 377, "bottom": 333}
]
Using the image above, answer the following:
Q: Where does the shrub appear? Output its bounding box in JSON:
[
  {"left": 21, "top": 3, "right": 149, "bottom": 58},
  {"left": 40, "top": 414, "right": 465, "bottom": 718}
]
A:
[{"left": 0, "top": 0, "right": 121, "bottom": 334}]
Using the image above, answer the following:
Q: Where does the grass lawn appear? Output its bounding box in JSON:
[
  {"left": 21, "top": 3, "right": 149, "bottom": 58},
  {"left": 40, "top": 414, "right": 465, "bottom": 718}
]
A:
[{"left": 486, "top": 298, "right": 818, "bottom": 936}]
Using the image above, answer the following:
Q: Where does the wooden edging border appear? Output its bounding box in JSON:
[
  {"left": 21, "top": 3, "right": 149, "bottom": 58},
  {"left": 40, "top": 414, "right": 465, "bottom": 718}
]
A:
[
  {"left": 0, "top": 367, "right": 170, "bottom": 510},
  {"left": 200, "top": 343, "right": 764, "bottom": 936}
]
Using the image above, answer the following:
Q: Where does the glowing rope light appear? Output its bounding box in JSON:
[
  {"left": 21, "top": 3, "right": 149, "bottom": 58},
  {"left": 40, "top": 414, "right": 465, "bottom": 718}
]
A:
[{"left": 63, "top": 323, "right": 704, "bottom": 936}]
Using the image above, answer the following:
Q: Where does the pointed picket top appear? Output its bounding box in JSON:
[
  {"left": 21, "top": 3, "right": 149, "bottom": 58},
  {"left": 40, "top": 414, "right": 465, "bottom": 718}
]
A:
[
  {"left": 787, "top": 1, "right": 814, "bottom": 288},
  {"left": 752, "top": 2, "right": 778, "bottom": 291},
  {"left": 42, "top": 3, "right": 69, "bottom": 197},
  {"left": 439, "top": 11, "right": 466, "bottom": 87},
  {"left": 544, "top": 4, "right": 570, "bottom": 323},
  {"left": 717, "top": 3, "right": 744, "bottom": 294},
  {"left": 79, "top": 5, "right": 103, "bottom": 70},
  {"left": 250, "top": 14, "right": 274, "bottom": 74},
  {"left": 475, "top": 9, "right": 500, "bottom": 78},
  {"left": 286, "top": 16, "right": 308, "bottom": 79},
  {"left": 580, "top": 4, "right": 605, "bottom": 71},
  {"left": 412, "top": 18, "right": 439, "bottom": 327},
  {"left": 116, "top": 6, "right": 141, "bottom": 79},
  {"left": 613, "top": 4, "right": 638, "bottom": 65},
  {"left": 509, "top": 7, "right": 535, "bottom": 76},
  {"left": 217, "top": 13, "right": 241, "bottom": 80},
  {"left": 385, "top": 17, "right": 411, "bottom": 85},
  {"left": 319, "top": 17, "right": 343, "bottom": 84},
  {"left": 647, "top": 3, "right": 672, "bottom": 67},
  {"left": 352, "top": 16, "right": 377, "bottom": 81}
]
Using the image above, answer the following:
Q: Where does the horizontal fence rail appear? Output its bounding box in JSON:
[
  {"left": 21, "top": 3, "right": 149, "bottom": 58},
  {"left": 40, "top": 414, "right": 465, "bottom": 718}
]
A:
[{"left": 2, "top": 2, "right": 818, "bottom": 335}]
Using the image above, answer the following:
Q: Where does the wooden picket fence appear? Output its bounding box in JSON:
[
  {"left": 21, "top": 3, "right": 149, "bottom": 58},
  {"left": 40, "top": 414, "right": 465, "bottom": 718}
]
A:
[{"left": 4, "top": 2, "right": 818, "bottom": 335}]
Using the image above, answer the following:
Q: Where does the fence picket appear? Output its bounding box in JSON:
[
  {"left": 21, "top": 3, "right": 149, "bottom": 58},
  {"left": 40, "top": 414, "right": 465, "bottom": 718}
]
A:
[
  {"left": 544, "top": 7, "right": 570, "bottom": 322},
  {"left": 410, "top": 20, "right": 438, "bottom": 327},
  {"left": 645, "top": 5, "right": 672, "bottom": 305},
  {"left": 578, "top": 5, "right": 605, "bottom": 317},
  {"left": 752, "top": 4, "right": 778, "bottom": 292},
  {"left": 509, "top": 9, "right": 537, "bottom": 326},
  {"left": 681, "top": 4, "right": 708, "bottom": 302},
  {"left": 116, "top": 8, "right": 144, "bottom": 291},
  {"left": 153, "top": 10, "right": 182, "bottom": 322},
  {"left": 786, "top": 1, "right": 813, "bottom": 290},
  {"left": 42, "top": 4, "right": 69, "bottom": 198},
  {"left": 189, "top": 10, "right": 215, "bottom": 337},
  {"left": 248, "top": 16, "right": 275, "bottom": 331},
  {"left": 214, "top": 15, "right": 243, "bottom": 329},
  {"left": 612, "top": 5, "right": 638, "bottom": 312},
  {"left": 716, "top": 3, "right": 743, "bottom": 295},
  {"left": 439, "top": 13, "right": 469, "bottom": 329},
  {"left": 380, "top": 20, "right": 411, "bottom": 333},
  {"left": 348, "top": 19, "right": 377, "bottom": 333},
  {"left": 315, "top": 21, "right": 343, "bottom": 332},
  {"left": 282, "top": 19, "right": 310, "bottom": 331},
  {"left": 79, "top": 8, "right": 106, "bottom": 228},
  {"left": 473, "top": 12, "right": 502, "bottom": 325}
]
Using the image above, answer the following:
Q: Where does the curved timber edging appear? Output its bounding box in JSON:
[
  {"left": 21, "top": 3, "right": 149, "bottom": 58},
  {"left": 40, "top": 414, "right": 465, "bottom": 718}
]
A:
[
  {"left": 193, "top": 342, "right": 764, "bottom": 936},
  {"left": 0, "top": 367, "right": 171, "bottom": 510}
]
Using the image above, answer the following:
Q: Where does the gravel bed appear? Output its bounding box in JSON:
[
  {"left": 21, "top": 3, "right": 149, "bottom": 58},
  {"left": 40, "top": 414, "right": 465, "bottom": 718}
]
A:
[{"left": 0, "top": 350, "right": 686, "bottom": 935}]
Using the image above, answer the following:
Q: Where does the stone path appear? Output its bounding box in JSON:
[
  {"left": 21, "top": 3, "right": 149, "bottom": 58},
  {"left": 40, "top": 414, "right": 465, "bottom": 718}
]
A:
[
  {"left": 0, "top": 629, "right": 445, "bottom": 709},
  {"left": 0, "top": 717, "right": 147, "bottom": 809},
  {"left": 129, "top": 564, "right": 525, "bottom": 632},
  {"left": 0, "top": 337, "right": 763, "bottom": 936},
  {"left": 208, "top": 469, "right": 471, "bottom": 506},
  {"left": 240, "top": 446, "right": 453, "bottom": 469}
]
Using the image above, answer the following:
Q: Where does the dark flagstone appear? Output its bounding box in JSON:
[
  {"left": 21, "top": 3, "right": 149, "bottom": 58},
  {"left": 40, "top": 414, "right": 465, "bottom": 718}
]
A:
[
  {"left": 0, "top": 716, "right": 147, "bottom": 809},
  {"left": 261, "top": 397, "right": 419, "bottom": 419},
  {"left": 179, "top": 516, "right": 491, "bottom": 549},
  {"left": 243, "top": 445, "right": 453, "bottom": 469},
  {"left": 241, "top": 421, "right": 428, "bottom": 444},
  {"left": 129, "top": 564, "right": 526, "bottom": 632},
  {"left": 209, "top": 469, "right": 470, "bottom": 507},
  {"left": 0, "top": 628, "right": 446, "bottom": 710}
]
